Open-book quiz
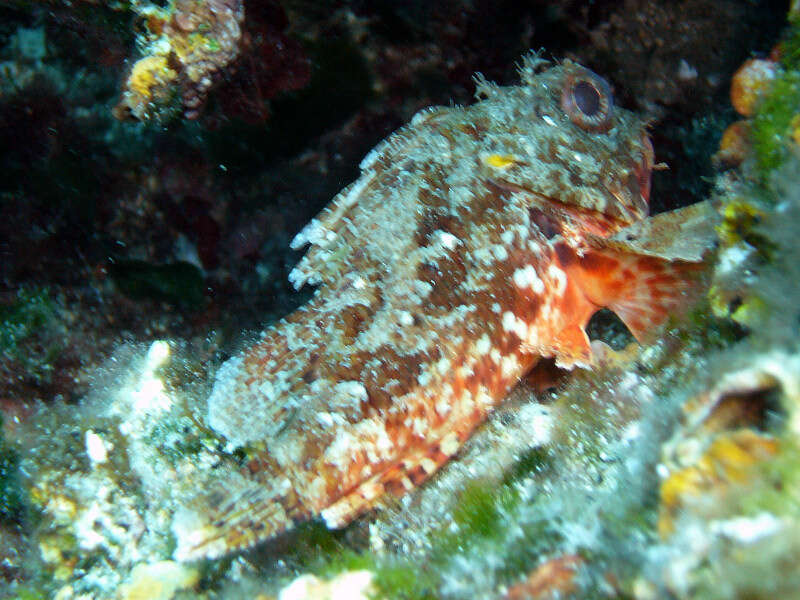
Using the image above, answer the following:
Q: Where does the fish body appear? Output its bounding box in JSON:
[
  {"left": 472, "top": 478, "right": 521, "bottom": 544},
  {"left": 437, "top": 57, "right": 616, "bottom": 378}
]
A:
[{"left": 175, "top": 54, "right": 711, "bottom": 560}]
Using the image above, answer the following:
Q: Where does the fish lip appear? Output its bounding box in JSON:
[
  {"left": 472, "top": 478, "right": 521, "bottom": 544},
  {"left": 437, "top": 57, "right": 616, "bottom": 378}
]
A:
[
  {"left": 487, "top": 134, "right": 653, "bottom": 227},
  {"left": 589, "top": 135, "right": 654, "bottom": 224},
  {"left": 489, "top": 166, "right": 650, "bottom": 229}
]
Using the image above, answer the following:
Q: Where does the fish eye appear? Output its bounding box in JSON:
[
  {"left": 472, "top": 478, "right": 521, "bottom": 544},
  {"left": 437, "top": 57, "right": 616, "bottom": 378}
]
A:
[
  {"left": 560, "top": 66, "right": 614, "bottom": 133},
  {"left": 573, "top": 80, "right": 601, "bottom": 115}
]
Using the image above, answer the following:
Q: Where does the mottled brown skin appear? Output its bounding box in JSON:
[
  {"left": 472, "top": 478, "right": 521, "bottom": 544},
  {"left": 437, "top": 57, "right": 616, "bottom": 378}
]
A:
[{"left": 173, "top": 53, "right": 710, "bottom": 561}]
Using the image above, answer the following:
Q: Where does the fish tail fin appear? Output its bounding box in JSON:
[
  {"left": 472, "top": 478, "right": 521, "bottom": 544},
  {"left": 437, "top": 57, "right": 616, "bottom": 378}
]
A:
[{"left": 173, "top": 475, "right": 304, "bottom": 561}]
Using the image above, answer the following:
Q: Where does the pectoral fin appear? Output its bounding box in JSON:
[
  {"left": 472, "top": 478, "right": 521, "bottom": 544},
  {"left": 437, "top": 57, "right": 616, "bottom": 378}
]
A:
[
  {"left": 563, "top": 201, "right": 716, "bottom": 344},
  {"left": 605, "top": 256, "right": 702, "bottom": 343},
  {"left": 551, "top": 323, "right": 594, "bottom": 368}
]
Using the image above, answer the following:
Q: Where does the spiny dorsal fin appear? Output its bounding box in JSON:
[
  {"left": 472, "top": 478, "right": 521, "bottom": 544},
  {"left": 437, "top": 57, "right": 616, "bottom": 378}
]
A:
[{"left": 288, "top": 108, "right": 454, "bottom": 291}]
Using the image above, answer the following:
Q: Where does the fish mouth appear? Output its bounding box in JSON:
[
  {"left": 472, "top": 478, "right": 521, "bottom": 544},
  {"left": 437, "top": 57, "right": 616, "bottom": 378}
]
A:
[
  {"left": 598, "top": 133, "right": 654, "bottom": 224},
  {"left": 489, "top": 134, "right": 654, "bottom": 230},
  {"left": 488, "top": 178, "right": 636, "bottom": 236}
]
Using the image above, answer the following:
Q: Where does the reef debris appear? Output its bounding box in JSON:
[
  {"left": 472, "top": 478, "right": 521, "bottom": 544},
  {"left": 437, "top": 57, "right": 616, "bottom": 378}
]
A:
[
  {"left": 276, "top": 570, "right": 375, "bottom": 600},
  {"left": 503, "top": 554, "right": 584, "bottom": 600}
]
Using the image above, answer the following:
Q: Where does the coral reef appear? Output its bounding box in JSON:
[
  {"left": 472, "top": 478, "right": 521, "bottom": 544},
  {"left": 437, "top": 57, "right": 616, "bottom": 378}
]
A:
[
  {"left": 2, "top": 1, "right": 800, "bottom": 599},
  {"left": 109, "top": 0, "right": 310, "bottom": 122},
  {"left": 712, "top": 12, "right": 800, "bottom": 177},
  {"left": 17, "top": 340, "right": 220, "bottom": 597}
]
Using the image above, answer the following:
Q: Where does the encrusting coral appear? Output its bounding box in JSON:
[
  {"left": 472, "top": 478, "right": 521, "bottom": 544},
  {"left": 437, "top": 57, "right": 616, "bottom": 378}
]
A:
[{"left": 113, "top": 0, "right": 245, "bottom": 121}]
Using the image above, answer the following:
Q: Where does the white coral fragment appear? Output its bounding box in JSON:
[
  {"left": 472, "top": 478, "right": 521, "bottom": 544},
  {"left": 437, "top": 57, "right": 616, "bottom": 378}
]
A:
[{"left": 278, "top": 570, "right": 375, "bottom": 600}]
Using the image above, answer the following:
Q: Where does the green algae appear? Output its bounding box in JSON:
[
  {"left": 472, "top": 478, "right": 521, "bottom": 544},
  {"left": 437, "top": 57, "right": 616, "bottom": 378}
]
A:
[
  {"left": 750, "top": 17, "right": 800, "bottom": 178},
  {"left": 691, "top": 536, "right": 800, "bottom": 600},
  {"left": 204, "top": 36, "right": 221, "bottom": 52},
  {"left": 684, "top": 301, "right": 749, "bottom": 349},
  {"left": 0, "top": 415, "right": 24, "bottom": 525},
  {"left": 364, "top": 478, "right": 559, "bottom": 599},
  {"left": 751, "top": 69, "right": 800, "bottom": 175},
  {"left": 502, "top": 446, "right": 555, "bottom": 486},
  {"left": 732, "top": 437, "right": 800, "bottom": 519},
  {"left": 448, "top": 480, "right": 518, "bottom": 544},
  {"left": 280, "top": 522, "right": 435, "bottom": 599},
  {"left": 109, "top": 259, "right": 205, "bottom": 309},
  {"left": 273, "top": 456, "right": 569, "bottom": 599},
  {"left": 0, "top": 287, "right": 56, "bottom": 359},
  {"left": 0, "top": 286, "right": 62, "bottom": 386},
  {"left": 716, "top": 199, "right": 777, "bottom": 260},
  {"left": 144, "top": 416, "right": 208, "bottom": 466},
  {"left": 14, "top": 589, "right": 46, "bottom": 600},
  {"left": 779, "top": 12, "right": 800, "bottom": 71}
]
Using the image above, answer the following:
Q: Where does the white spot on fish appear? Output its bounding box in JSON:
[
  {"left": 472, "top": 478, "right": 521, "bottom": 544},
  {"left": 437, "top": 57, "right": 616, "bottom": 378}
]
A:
[
  {"left": 548, "top": 264, "right": 567, "bottom": 296},
  {"left": 513, "top": 264, "right": 545, "bottom": 294},
  {"left": 492, "top": 245, "right": 509, "bottom": 261},
  {"left": 475, "top": 334, "right": 491, "bottom": 355},
  {"left": 438, "top": 231, "right": 460, "bottom": 250}
]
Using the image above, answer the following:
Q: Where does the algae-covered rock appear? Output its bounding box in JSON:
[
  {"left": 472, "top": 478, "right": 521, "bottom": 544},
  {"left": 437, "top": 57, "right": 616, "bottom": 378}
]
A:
[
  {"left": 276, "top": 570, "right": 375, "bottom": 600},
  {"left": 109, "top": 260, "right": 205, "bottom": 309},
  {"left": 0, "top": 414, "right": 24, "bottom": 525},
  {"left": 117, "top": 561, "right": 199, "bottom": 600}
]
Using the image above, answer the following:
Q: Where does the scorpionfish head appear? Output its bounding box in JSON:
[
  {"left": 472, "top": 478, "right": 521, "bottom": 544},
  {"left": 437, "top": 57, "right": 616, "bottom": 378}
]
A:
[{"left": 476, "top": 58, "right": 653, "bottom": 231}]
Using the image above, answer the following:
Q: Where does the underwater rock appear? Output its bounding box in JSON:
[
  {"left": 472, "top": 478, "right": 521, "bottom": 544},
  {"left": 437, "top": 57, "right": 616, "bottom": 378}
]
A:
[
  {"left": 111, "top": 0, "right": 310, "bottom": 123},
  {"left": 713, "top": 19, "right": 800, "bottom": 177},
  {"left": 634, "top": 113, "right": 800, "bottom": 595},
  {"left": 16, "top": 341, "right": 219, "bottom": 597},
  {"left": 658, "top": 351, "right": 799, "bottom": 535},
  {"left": 114, "top": 0, "right": 245, "bottom": 121},
  {"left": 116, "top": 561, "right": 199, "bottom": 600},
  {"left": 658, "top": 429, "right": 779, "bottom": 536},
  {"left": 276, "top": 570, "right": 375, "bottom": 600}
]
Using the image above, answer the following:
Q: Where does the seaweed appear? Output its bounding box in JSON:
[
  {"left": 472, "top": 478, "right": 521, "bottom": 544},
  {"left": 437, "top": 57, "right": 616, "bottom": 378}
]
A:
[
  {"left": 0, "top": 286, "right": 62, "bottom": 386},
  {"left": 751, "top": 69, "right": 800, "bottom": 175},
  {"left": 751, "top": 17, "right": 800, "bottom": 177},
  {"left": 109, "top": 260, "right": 205, "bottom": 309},
  {"left": 0, "top": 287, "right": 56, "bottom": 359},
  {"left": 0, "top": 414, "right": 24, "bottom": 525}
]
